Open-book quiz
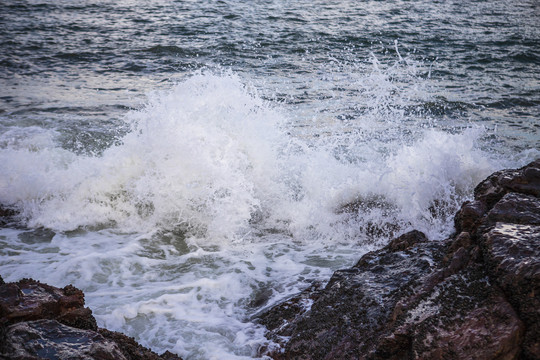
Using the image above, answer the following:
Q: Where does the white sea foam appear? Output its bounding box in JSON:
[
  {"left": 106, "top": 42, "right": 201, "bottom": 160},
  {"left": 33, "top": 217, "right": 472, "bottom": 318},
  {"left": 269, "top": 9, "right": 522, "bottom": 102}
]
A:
[
  {"left": 0, "top": 67, "right": 521, "bottom": 359},
  {"left": 0, "top": 66, "right": 511, "bottom": 241}
]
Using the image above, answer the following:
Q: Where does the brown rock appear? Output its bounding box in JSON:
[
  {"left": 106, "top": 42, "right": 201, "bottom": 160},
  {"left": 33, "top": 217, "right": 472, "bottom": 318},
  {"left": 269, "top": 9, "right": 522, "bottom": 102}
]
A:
[
  {"left": 414, "top": 293, "right": 523, "bottom": 360},
  {"left": 386, "top": 229, "right": 428, "bottom": 252},
  {"left": 0, "top": 278, "right": 97, "bottom": 331},
  {"left": 474, "top": 159, "right": 540, "bottom": 207},
  {"left": 485, "top": 192, "right": 540, "bottom": 226},
  {"left": 260, "top": 232, "right": 525, "bottom": 360},
  {"left": 1, "top": 319, "right": 127, "bottom": 360},
  {"left": 99, "top": 328, "right": 183, "bottom": 360},
  {"left": 0, "top": 278, "right": 183, "bottom": 360},
  {"left": 455, "top": 159, "right": 540, "bottom": 234},
  {"left": 259, "top": 231, "right": 446, "bottom": 359},
  {"left": 483, "top": 223, "right": 540, "bottom": 359},
  {"left": 454, "top": 200, "right": 487, "bottom": 234}
]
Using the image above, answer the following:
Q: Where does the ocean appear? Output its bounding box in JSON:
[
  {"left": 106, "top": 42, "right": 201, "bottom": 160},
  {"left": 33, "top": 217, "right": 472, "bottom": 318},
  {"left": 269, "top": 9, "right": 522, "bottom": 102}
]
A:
[{"left": 0, "top": 0, "right": 539, "bottom": 359}]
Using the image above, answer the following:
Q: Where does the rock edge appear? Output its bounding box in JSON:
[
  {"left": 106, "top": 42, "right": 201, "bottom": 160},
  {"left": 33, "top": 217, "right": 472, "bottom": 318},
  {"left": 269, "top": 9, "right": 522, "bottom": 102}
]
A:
[{"left": 0, "top": 277, "right": 183, "bottom": 360}]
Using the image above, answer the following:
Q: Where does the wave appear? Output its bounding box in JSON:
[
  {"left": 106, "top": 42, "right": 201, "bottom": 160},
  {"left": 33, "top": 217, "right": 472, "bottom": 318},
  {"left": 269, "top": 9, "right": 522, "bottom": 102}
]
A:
[{"left": 1, "top": 71, "right": 507, "bottom": 244}]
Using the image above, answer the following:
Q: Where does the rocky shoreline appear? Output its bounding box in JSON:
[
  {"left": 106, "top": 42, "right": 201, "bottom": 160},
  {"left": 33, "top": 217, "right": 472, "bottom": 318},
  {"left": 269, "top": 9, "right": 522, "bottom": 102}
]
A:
[
  {"left": 1, "top": 159, "right": 538, "bottom": 359},
  {"left": 0, "top": 277, "right": 182, "bottom": 360},
  {"left": 259, "top": 159, "right": 539, "bottom": 359}
]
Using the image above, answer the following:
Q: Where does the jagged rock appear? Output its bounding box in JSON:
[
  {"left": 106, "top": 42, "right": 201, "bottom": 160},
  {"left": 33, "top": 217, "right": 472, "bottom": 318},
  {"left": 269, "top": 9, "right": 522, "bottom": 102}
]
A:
[
  {"left": 99, "top": 328, "right": 183, "bottom": 360},
  {"left": 0, "top": 206, "right": 16, "bottom": 218},
  {"left": 455, "top": 159, "right": 540, "bottom": 234},
  {"left": 1, "top": 319, "right": 128, "bottom": 360},
  {"left": 0, "top": 206, "right": 17, "bottom": 227},
  {"left": 0, "top": 278, "right": 97, "bottom": 331},
  {"left": 460, "top": 161, "right": 540, "bottom": 359},
  {"left": 483, "top": 223, "right": 540, "bottom": 359},
  {"left": 485, "top": 192, "right": 540, "bottom": 226},
  {"left": 258, "top": 281, "right": 325, "bottom": 337},
  {"left": 0, "top": 279, "right": 182, "bottom": 360},
  {"left": 260, "top": 159, "right": 540, "bottom": 360},
  {"left": 260, "top": 231, "right": 523, "bottom": 360}
]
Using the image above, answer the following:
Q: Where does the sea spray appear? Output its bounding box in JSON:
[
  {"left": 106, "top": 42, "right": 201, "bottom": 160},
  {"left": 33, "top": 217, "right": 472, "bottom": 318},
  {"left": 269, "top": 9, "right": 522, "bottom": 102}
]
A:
[{"left": 2, "top": 73, "right": 291, "bottom": 238}]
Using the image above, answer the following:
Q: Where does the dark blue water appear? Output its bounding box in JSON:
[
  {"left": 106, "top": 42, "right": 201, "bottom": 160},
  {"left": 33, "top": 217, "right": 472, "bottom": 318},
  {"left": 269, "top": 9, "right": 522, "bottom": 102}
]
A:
[
  {"left": 1, "top": 0, "right": 539, "bottom": 152},
  {"left": 0, "top": 1, "right": 539, "bottom": 359}
]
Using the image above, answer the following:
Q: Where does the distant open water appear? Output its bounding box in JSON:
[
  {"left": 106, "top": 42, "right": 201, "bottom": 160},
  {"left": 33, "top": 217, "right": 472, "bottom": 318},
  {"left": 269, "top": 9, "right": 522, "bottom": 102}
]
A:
[{"left": 0, "top": 1, "right": 539, "bottom": 359}]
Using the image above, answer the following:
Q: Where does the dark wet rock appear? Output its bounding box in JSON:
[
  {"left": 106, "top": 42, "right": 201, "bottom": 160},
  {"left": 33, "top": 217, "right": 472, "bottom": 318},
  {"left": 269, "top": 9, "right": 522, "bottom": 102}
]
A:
[
  {"left": 260, "top": 159, "right": 540, "bottom": 360},
  {"left": 485, "top": 192, "right": 540, "bottom": 226},
  {"left": 483, "top": 223, "right": 540, "bottom": 359},
  {"left": 0, "top": 206, "right": 16, "bottom": 218},
  {"left": 2, "top": 319, "right": 127, "bottom": 360},
  {"left": 383, "top": 229, "right": 427, "bottom": 252},
  {"left": 0, "top": 205, "right": 17, "bottom": 226},
  {"left": 258, "top": 281, "right": 325, "bottom": 336},
  {"left": 260, "top": 232, "right": 523, "bottom": 360},
  {"left": 454, "top": 199, "right": 488, "bottom": 235},
  {"left": 99, "top": 328, "right": 183, "bottom": 360},
  {"left": 455, "top": 158, "right": 540, "bottom": 234},
  {"left": 0, "top": 278, "right": 97, "bottom": 331},
  {"left": 0, "top": 278, "right": 182, "bottom": 360}
]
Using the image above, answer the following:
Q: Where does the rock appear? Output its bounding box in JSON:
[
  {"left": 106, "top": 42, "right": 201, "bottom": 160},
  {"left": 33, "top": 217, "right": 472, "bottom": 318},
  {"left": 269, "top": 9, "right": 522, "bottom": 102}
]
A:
[
  {"left": 454, "top": 200, "right": 487, "bottom": 235},
  {"left": 260, "top": 159, "right": 540, "bottom": 360},
  {"left": 455, "top": 158, "right": 540, "bottom": 234},
  {"left": 99, "top": 328, "right": 183, "bottom": 360},
  {"left": 258, "top": 281, "right": 325, "bottom": 336},
  {"left": 0, "top": 206, "right": 17, "bottom": 226},
  {"left": 485, "top": 193, "right": 540, "bottom": 226},
  {"left": 483, "top": 223, "right": 540, "bottom": 359},
  {"left": 0, "top": 278, "right": 97, "bottom": 331},
  {"left": 0, "top": 279, "right": 182, "bottom": 360},
  {"left": 461, "top": 161, "right": 540, "bottom": 359},
  {"left": 407, "top": 291, "right": 523, "bottom": 360},
  {"left": 385, "top": 229, "right": 428, "bottom": 252},
  {"left": 0, "top": 206, "right": 16, "bottom": 218},
  {"left": 260, "top": 232, "right": 523, "bottom": 360},
  {"left": 1, "top": 319, "right": 128, "bottom": 360}
]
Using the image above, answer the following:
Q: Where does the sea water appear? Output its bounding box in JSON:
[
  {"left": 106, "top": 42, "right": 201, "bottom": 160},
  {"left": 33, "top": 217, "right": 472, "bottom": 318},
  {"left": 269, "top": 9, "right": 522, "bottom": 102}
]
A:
[{"left": 0, "top": 1, "right": 538, "bottom": 359}]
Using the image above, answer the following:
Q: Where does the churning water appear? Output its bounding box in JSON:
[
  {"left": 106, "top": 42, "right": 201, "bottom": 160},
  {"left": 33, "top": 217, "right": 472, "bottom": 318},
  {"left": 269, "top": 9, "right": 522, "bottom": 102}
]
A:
[{"left": 0, "top": 1, "right": 539, "bottom": 359}]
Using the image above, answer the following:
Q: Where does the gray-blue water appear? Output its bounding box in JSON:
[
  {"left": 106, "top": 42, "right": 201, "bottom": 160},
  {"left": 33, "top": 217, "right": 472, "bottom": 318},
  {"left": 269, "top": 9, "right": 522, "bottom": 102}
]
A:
[{"left": 1, "top": 1, "right": 539, "bottom": 359}]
